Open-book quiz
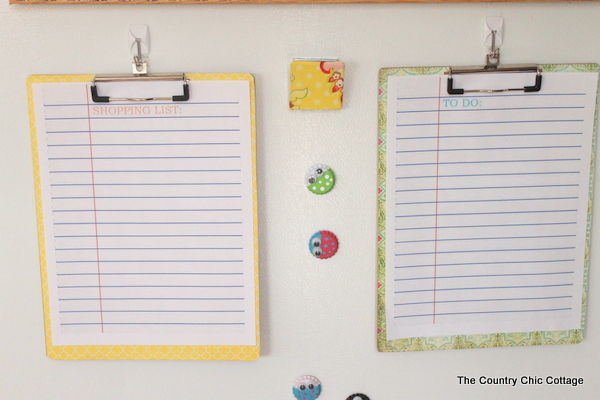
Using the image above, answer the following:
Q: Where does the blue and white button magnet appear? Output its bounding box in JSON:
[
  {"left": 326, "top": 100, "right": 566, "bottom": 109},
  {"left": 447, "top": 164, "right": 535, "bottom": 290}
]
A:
[{"left": 293, "top": 375, "right": 321, "bottom": 400}]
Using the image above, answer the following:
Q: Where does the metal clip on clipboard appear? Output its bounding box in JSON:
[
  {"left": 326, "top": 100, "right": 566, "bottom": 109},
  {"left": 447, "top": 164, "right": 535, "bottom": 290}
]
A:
[
  {"left": 446, "top": 17, "right": 542, "bottom": 95},
  {"left": 91, "top": 25, "right": 190, "bottom": 103}
]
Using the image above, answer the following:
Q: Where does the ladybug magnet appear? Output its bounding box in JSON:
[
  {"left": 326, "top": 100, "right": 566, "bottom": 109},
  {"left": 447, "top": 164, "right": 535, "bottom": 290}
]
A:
[{"left": 309, "top": 230, "right": 339, "bottom": 259}]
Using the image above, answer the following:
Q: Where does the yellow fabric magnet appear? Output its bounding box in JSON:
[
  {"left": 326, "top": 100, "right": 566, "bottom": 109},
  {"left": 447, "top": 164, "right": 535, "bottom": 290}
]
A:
[{"left": 290, "top": 59, "right": 345, "bottom": 110}]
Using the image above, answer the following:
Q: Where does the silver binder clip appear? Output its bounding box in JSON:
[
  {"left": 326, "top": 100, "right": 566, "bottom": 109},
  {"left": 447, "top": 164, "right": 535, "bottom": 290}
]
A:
[
  {"left": 129, "top": 24, "right": 149, "bottom": 75},
  {"left": 90, "top": 24, "right": 190, "bottom": 103},
  {"left": 446, "top": 16, "right": 542, "bottom": 95}
]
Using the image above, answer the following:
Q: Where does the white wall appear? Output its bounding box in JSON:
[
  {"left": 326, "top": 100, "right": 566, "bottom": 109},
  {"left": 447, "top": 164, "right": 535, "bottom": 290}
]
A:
[{"left": 1, "top": 2, "right": 599, "bottom": 399}]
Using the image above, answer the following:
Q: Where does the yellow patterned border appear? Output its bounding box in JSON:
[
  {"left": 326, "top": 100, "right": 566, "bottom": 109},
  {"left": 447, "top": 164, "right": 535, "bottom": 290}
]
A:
[{"left": 27, "top": 74, "right": 259, "bottom": 360}]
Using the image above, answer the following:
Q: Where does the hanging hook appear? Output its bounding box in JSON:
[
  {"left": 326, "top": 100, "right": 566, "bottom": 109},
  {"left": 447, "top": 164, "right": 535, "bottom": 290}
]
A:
[
  {"left": 485, "top": 30, "right": 500, "bottom": 69},
  {"left": 483, "top": 17, "right": 503, "bottom": 69},
  {"left": 133, "top": 38, "right": 144, "bottom": 72},
  {"left": 129, "top": 24, "right": 149, "bottom": 75}
]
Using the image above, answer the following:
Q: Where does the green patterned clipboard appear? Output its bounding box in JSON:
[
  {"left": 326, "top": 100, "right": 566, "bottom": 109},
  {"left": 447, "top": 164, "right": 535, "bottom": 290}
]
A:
[{"left": 377, "top": 64, "right": 599, "bottom": 352}]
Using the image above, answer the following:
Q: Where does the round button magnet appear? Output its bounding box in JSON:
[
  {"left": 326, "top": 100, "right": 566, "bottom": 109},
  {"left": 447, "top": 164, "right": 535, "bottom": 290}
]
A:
[
  {"left": 309, "top": 230, "right": 338, "bottom": 259},
  {"left": 293, "top": 375, "right": 322, "bottom": 400},
  {"left": 305, "top": 164, "right": 335, "bottom": 194}
]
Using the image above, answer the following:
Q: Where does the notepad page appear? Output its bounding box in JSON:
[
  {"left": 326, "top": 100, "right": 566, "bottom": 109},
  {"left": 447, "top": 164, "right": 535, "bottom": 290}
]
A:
[
  {"left": 32, "top": 79, "right": 256, "bottom": 346},
  {"left": 385, "top": 72, "right": 598, "bottom": 340}
]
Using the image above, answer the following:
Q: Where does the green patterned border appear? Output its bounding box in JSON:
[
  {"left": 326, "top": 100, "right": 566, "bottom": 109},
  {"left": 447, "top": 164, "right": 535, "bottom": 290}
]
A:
[{"left": 377, "top": 64, "right": 599, "bottom": 352}]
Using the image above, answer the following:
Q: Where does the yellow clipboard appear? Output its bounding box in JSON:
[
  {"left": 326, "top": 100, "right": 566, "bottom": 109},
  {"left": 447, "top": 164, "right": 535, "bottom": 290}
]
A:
[{"left": 28, "top": 73, "right": 259, "bottom": 360}]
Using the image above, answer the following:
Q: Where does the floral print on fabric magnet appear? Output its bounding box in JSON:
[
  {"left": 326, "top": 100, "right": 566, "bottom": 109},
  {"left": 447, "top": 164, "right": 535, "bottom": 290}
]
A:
[{"left": 290, "top": 60, "right": 344, "bottom": 110}]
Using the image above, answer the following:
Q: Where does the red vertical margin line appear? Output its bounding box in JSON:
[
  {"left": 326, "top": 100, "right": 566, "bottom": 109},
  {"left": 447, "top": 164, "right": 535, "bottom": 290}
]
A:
[
  {"left": 86, "top": 85, "right": 104, "bottom": 333},
  {"left": 432, "top": 77, "right": 442, "bottom": 324}
]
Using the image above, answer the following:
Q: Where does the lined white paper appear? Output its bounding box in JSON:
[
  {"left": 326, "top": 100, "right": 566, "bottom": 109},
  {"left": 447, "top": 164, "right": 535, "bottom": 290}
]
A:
[
  {"left": 385, "top": 72, "right": 598, "bottom": 340},
  {"left": 33, "top": 79, "right": 256, "bottom": 346}
]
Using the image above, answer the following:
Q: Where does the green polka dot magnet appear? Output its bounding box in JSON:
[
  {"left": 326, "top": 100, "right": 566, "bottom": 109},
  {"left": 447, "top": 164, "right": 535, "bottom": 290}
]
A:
[{"left": 305, "top": 164, "right": 335, "bottom": 194}]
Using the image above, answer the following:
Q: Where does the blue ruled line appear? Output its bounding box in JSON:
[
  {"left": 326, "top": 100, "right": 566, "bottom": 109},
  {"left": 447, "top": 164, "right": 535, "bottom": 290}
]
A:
[
  {"left": 394, "top": 271, "right": 574, "bottom": 282},
  {"left": 396, "top": 145, "right": 581, "bottom": 153},
  {"left": 47, "top": 129, "right": 240, "bottom": 134},
  {"left": 396, "top": 197, "right": 577, "bottom": 206},
  {"left": 54, "top": 222, "right": 242, "bottom": 225},
  {"left": 395, "top": 234, "right": 576, "bottom": 244},
  {"left": 49, "top": 169, "right": 241, "bottom": 174},
  {"left": 49, "top": 156, "right": 240, "bottom": 160},
  {"left": 396, "top": 171, "right": 579, "bottom": 180},
  {"left": 61, "top": 322, "right": 245, "bottom": 326},
  {"left": 46, "top": 116, "right": 240, "bottom": 120},
  {"left": 394, "top": 295, "right": 572, "bottom": 306},
  {"left": 396, "top": 93, "right": 585, "bottom": 100},
  {"left": 395, "top": 246, "right": 575, "bottom": 257},
  {"left": 52, "top": 196, "right": 241, "bottom": 199},
  {"left": 394, "top": 283, "right": 573, "bottom": 294},
  {"left": 395, "top": 222, "right": 576, "bottom": 231},
  {"left": 58, "top": 297, "right": 244, "bottom": 301},
  {"left": 396, "top": 158, "right": 581, "bottom": 167},
  {"left": 396, "top": 184, "right": 578, "bottom": 193},
  {"left": 395, "top": 259, "right": 574, "bottom": 269},
  {"left": 396, "top": 132, "right": 582, "bottom": 140},
  {"left": 60, "top": 310, "right": 244, "bottom": 313},
  {"left": 57, "top": 272, "right": 243, "bottom": 276},
  {"left": 53, "top": 209, "right": 242, "bottom": 213},
  {"left": 394, "top": 308, "right": 571, "bottom": 319},
  {"left": 44, "top": 102, "right": 239, "bottom": 107},
  {"left": 56, "top": 260, "right": 243, "bottom": 264},
  {"left": 58, "top": 285, "right": 244, "bottom": 289},
  {"left": 54, "top": 234, "right": 242, "bottom": 238},
  {"left": 396, "top": 106, "right": 584, "bottom": 114},
  {"left": 48, "top": 142, "right": 239, "bottom": 147},
  {"left": 396, "top": 209, "right": 576, "bottom": 219},
  {"left": 56, "top": 247, "right": 243, "bottom": 251},
  {"left": 396, "top": 120, "right": 582, "bottom": 127},
  {"left": 51, "top": 183, "right": 241, "bottom": 187}
]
